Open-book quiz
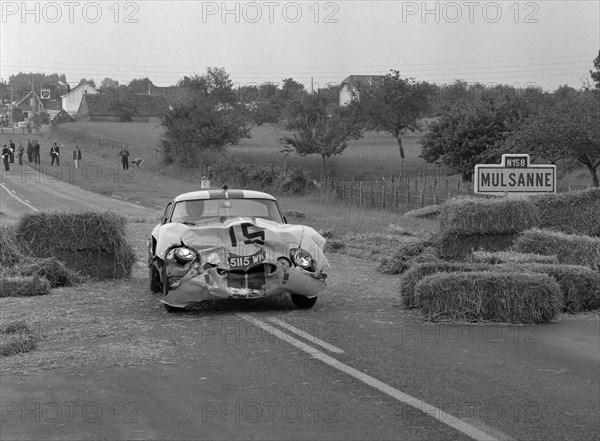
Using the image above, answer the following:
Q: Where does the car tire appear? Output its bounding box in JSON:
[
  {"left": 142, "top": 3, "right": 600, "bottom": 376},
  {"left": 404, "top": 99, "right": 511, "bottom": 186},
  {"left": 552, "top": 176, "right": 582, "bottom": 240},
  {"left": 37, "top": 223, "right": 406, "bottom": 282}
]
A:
[
  {"left": 149, "top": 264, "right": 161, "bottom": 293},
  {"left": 290, "top": 294, "right": 318, "bottom": 309}
]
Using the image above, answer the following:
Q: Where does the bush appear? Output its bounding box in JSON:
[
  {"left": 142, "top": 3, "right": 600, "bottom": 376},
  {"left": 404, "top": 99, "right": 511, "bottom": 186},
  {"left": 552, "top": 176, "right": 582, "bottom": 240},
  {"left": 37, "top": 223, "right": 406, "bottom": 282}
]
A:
[
  {"left": 439, "top": 197, "right": 539, "bottom": 236},
  {"left": 279, "top": 168, "right": 308, "bottom": 194},
  {"left": 531, "top": 188, "right": 600, "bottom": 237},
  {"left": 400, "top": 261, "right": 495, "bottom": 309},
  {"left": 0, "top": 276, "right": 51, "bottom": 297},
  {"left": 416, "top": 271, "right": 562, "bottom": 323},
  {"left": 15, "top": 211, "right": 136, "bottom": 279},
  {"left": 377, "top": 239, "right": 438, "bottom": 275},
  {"left": 518, "top": 263, "right": 600, "bottom": 313},
  {"left": 514, "top": 229, "right": 600, "bottom": 272}
]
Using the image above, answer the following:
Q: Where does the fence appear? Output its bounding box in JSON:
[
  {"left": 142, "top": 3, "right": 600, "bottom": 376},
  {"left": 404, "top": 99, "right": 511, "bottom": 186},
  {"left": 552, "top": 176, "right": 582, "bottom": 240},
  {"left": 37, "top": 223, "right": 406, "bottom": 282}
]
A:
[{"left": 322, "top": 176, "right": 474, "bottom": 213}]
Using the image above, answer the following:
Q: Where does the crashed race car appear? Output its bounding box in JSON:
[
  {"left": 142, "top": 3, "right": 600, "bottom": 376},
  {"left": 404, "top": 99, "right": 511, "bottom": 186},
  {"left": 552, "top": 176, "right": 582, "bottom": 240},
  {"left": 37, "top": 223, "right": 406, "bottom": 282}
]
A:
[{"left": 148, "top": 186, "right": 329, "bottom": 312}]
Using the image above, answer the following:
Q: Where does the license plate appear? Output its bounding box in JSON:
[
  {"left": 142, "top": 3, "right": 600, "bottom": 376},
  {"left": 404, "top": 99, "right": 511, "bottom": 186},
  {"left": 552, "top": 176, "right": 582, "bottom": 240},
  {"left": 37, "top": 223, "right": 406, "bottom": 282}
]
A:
[{"left": 227, "top": 249, "right": 265, "bottom": 269}]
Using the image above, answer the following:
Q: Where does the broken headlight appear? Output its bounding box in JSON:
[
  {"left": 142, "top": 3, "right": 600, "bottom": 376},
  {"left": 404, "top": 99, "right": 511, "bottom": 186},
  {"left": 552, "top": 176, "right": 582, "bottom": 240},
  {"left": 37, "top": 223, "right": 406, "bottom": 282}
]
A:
[
  {"left": 291, "top": 249, "right": 314, "bottom": 271},
  {"left": 171, "top": 247, "right": 198, "bottom": 266}
]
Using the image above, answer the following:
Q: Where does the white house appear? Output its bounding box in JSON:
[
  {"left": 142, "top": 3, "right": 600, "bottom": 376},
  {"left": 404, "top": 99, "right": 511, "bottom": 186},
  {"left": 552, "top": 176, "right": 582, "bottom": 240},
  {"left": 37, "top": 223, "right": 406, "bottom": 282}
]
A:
[
  {"left": 61, "top": 82, "right": 98, "bottom": 116},
  {"left": 339, "top": 75, "right": 385, "bottom": 106}
]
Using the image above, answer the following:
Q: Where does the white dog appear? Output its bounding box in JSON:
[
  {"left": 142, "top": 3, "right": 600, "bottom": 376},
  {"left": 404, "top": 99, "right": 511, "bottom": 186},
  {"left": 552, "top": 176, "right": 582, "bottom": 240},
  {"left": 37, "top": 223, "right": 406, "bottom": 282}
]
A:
[{"left": 131, "top": 158, "right": 144, "bottom": 168}]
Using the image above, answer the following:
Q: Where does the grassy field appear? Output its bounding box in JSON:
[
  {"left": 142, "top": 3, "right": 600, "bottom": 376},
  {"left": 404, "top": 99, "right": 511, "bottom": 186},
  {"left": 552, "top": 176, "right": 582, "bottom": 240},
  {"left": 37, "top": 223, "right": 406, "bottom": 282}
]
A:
[{"left": 59, "top": 121, "right": 441, "bottom": 180}]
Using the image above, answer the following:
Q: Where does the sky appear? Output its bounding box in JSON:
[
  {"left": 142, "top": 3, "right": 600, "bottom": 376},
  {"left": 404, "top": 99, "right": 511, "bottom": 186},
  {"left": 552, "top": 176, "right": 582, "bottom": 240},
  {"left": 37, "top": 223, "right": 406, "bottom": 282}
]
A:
[{"left": 1, "top": 1, "right": 599, "bottom": 92}]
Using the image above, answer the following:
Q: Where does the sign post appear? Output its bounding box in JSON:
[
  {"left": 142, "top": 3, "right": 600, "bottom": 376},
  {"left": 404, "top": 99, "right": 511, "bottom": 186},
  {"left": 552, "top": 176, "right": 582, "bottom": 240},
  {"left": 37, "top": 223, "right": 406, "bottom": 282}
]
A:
[{"left": 474, "top": 154, "right": 556, "bottom": 198}]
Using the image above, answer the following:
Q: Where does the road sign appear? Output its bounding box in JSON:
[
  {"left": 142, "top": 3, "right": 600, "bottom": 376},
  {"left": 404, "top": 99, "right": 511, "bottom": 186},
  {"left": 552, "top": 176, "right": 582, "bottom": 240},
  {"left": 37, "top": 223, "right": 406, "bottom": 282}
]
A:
[{"left": 474, "top": 154, "right": 556, "bottom": 196}]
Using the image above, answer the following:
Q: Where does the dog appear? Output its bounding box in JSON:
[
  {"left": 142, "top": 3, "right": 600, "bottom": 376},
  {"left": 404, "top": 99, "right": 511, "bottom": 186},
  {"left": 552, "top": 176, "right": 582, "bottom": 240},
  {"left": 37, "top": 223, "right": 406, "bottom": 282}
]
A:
[{"left": 131, "top": 158, "right": 144, "bottom": 168}]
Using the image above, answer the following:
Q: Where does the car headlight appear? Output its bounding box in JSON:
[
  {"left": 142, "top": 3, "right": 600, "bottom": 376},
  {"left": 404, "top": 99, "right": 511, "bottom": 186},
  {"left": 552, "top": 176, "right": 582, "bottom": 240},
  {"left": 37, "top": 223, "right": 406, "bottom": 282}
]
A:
[
  {"left": 173, "top": 247, "right": 198, "bottom": 265},
  {"left": 291, "top": 249, "right": 314, "bottom": 270}
]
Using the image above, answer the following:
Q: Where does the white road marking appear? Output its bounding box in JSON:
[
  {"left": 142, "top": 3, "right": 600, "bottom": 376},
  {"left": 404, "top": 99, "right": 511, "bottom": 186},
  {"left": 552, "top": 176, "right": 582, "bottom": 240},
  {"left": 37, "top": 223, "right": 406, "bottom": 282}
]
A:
[
  {"left": 267, "top": 317, "right": 345, "bottom": 354},
  {"left": 0, "top": 183, "right": 39, "bottom": 212},
  {"left": 238, "top": 313, "right": 508, "bottom": 441}
]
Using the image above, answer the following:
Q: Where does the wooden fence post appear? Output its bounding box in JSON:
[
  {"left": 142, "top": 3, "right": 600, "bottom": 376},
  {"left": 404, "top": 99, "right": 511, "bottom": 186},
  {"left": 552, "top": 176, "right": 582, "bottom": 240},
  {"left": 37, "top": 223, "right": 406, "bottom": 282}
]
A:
[{"left": 381, "top": 182, "right": 385, "bottom": 210}]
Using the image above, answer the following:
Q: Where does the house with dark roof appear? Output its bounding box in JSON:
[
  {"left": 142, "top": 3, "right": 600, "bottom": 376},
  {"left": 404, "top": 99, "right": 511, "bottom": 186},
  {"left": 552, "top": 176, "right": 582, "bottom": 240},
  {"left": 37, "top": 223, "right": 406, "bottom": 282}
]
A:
[
  {"left": 76, "top": 92, "right": 169, "bottom": 122},
  {"left": 339, "top": 75, "right": 386, "bottom": 106},
  {"left": 13, "top": 90, "right": 63, "bottom": 121}
]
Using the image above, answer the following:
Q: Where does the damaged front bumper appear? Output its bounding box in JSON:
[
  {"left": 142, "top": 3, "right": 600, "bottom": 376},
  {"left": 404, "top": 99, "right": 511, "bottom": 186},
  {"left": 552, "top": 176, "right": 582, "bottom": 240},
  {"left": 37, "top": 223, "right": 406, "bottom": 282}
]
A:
[{"left": 160, "top": 262, "right": 327, "bottom": 308}]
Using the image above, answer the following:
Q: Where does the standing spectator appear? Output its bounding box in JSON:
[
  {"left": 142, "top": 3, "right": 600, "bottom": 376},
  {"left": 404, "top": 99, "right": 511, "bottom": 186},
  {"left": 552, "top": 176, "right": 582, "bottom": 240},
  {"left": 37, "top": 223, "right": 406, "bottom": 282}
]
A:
[
  {"left": 50, "top": 142, "right": 60, "bottom": 166},
  {"left": 120, "top": 147, "right": 130, "bottom": 170},
  {"left": 2, "top": 145, "right": 10, "bottom": 171},
  {"left": 27, "top": 140, "right": 33, "bottom": 163},
  {"left": 8, "top": 140, "right": 15, "bottom": 163},
  {"left": 73, "top": 145, "right": 82, "bottom": 169},
  {"left": 33, "top": 140, "right": 41, "bottom": 165},
  {"left": 17, "top": 142, "right": 24, "bottom": 165}
]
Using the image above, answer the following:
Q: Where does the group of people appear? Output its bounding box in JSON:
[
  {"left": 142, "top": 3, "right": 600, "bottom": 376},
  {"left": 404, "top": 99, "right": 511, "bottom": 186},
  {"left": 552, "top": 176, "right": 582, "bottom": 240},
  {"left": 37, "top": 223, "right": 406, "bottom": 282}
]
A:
[{"left": 1, "top": 138, "right": 83, "bottom": 171}]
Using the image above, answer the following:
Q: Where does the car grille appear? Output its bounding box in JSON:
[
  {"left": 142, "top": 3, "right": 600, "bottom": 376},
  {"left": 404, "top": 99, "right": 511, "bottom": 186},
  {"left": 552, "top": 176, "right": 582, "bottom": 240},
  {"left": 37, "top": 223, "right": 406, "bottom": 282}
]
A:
[{"left": 227, "top": 265, "right": 266, "bottom": 290}]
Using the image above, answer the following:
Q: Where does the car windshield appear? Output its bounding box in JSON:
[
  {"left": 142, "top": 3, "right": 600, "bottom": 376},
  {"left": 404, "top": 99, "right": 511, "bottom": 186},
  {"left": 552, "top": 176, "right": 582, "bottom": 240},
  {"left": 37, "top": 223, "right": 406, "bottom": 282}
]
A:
[{"left": 170, "top": 198, "right": 283, "bottom": 224}]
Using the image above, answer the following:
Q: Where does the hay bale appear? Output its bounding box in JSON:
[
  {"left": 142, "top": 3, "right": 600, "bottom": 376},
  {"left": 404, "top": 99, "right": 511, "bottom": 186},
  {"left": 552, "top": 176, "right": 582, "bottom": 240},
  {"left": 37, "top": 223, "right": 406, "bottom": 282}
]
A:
[
  {"left": 400, "top": 261, "right": 495, "bottom": 309},
  {"left": 471, "top": 250, "right": 558, "bottom": 265},
  {"left": 0, "top": 276, "right": 51, "bottom": 297},
  {"left": 1, "top": 320, "right": 30, "bottom": 334},
  {"left": 15, "top": 211, "right": 136, "bottom": 279},
  {"left": 18, "top": 257, "right": 84, "bottom": 287},
  {"left": 1, "top": 322, "right": 36, "bottom": 356},
  {"left": 518, "top": 263, "right": 600, "bottom": 313},
  {"left": 437, "top": 233, "right": 517, "bottom": 260},
  {"left": 377, "top": 239, "right": 438, "bottom": 275},
  {"left": 531, "top": 188, "right": 600, "bottom": 237},
  {"left": 404, "top": 205, "right": 441, "bottom": 219},
  {"left": 440, "top": 197, "right": 540, "bottom": 237},
  {"left": 416, "top": 271, "right": 562, "bottom": 323},
  {"left": 0, "top": 225, "right": 26, "bottom": 267},
  {"left": 514, "top": 229, "right": 600, "bottom": 272}
]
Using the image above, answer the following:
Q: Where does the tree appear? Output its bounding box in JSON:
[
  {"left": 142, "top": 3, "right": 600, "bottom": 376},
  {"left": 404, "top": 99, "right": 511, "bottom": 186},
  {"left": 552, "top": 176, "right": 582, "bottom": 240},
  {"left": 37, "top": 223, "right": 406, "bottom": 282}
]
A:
[
  {"left": 160, "top": 100, "right": 251, "bottom": 168},
  {"left": 280, "top": 78, "right": 305, "bottom": 101},
  {"left": 350, "top": 71, "right": 432, "bottom": 158},
  {"left": 99, "top": 77, "right": 120, "bottom": 90},
  {"left": 500, "top": 91, "right": 600, "bottom": 187},
  {"left": 79, "top": 78, "right": 96, "bottom": 87},
  {"left": 177, "top": 68, "right": 235, "bottom": 104},
  {"left": 420, "top": 95, "right": 538, "bottom": 180},
  {"left": 279, "top": 94, "right": 362, "bottom": 172},
  {"left": 591, "top": 50, "right": 600, "bottom": 89},
  {"left": 31, "top": 111, "right": 50, "bottom": 126}
]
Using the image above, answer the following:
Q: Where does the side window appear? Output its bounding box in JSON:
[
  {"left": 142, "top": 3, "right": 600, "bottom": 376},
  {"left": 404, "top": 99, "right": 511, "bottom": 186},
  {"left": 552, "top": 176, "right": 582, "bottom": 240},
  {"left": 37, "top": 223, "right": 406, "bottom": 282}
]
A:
[{"left": 162, "top": 202, "right": 174, "bottom": 224}]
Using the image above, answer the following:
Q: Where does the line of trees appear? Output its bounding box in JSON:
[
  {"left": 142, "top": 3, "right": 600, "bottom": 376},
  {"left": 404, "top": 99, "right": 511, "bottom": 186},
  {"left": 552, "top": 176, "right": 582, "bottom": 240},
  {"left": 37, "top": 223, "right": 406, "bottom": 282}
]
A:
[{"left": 160, "top": 51, "right": 600, "bottom": 187}]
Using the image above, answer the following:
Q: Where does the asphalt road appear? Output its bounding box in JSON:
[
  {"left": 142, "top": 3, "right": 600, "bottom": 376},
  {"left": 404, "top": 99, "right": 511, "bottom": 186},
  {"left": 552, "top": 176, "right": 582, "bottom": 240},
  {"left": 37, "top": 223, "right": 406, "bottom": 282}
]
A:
[{"left": 1, "top": 164, "right": 599, "bottom": 441}]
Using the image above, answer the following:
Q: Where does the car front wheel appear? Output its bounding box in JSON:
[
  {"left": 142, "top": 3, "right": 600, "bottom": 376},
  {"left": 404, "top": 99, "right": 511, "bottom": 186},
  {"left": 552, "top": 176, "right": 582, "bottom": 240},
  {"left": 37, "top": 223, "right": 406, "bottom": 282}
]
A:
[
  {"left": 290, "top": 294, "right": 318, "bottom": 309},
  {"left": 149, "top": 264, "right": 161, "bottom": 293}
]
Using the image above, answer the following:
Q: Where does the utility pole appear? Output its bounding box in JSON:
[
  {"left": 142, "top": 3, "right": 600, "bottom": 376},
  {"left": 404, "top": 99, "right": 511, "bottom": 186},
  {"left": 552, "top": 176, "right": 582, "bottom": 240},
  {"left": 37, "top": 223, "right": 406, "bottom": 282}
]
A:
[{"left": 311, "top": 77, "right": 314, "bottom": 94}]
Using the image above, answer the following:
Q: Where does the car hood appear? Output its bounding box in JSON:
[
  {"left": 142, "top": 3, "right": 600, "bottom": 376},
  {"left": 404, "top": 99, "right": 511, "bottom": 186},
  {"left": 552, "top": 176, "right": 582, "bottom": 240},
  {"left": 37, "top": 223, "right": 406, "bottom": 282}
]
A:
[{"left": 152, "top": 217, "right": 329, "bottom": 270}]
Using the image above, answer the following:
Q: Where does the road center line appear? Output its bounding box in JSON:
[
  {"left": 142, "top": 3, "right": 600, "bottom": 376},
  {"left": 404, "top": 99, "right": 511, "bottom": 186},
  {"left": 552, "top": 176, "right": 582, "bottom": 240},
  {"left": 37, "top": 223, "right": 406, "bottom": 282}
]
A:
[
  {"left": 267, "top": 317, "right": 345, "bottom": 354},
  {"left": 0, "top": 183, "right": 39, "bottom": 212},
  {"left": 238, "top": 313, "right": 505, "bottom": 441}
]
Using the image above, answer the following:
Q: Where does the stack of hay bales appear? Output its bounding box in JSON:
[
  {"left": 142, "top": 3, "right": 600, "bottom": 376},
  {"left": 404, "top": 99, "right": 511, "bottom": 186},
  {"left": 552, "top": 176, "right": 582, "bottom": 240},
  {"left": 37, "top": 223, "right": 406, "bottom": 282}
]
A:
[
  {"left": 437, "top": 197, "right": 540, "bottom": 260},
  {"left": 532, "top": 188, "right": 600, "bottom": 237},
  {"left": 514, "top": 229, "right": 600, "bottom": 272},
  {"left": 15, "top": 211, "right": 136, "bottom": 280}
]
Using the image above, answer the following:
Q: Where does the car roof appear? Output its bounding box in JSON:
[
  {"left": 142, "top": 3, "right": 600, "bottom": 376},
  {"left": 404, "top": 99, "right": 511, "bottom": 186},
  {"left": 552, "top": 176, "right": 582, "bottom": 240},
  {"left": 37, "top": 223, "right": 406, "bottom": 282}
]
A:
[{"left": 173, "top": 189, "right": 277, "bottom": 202}]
